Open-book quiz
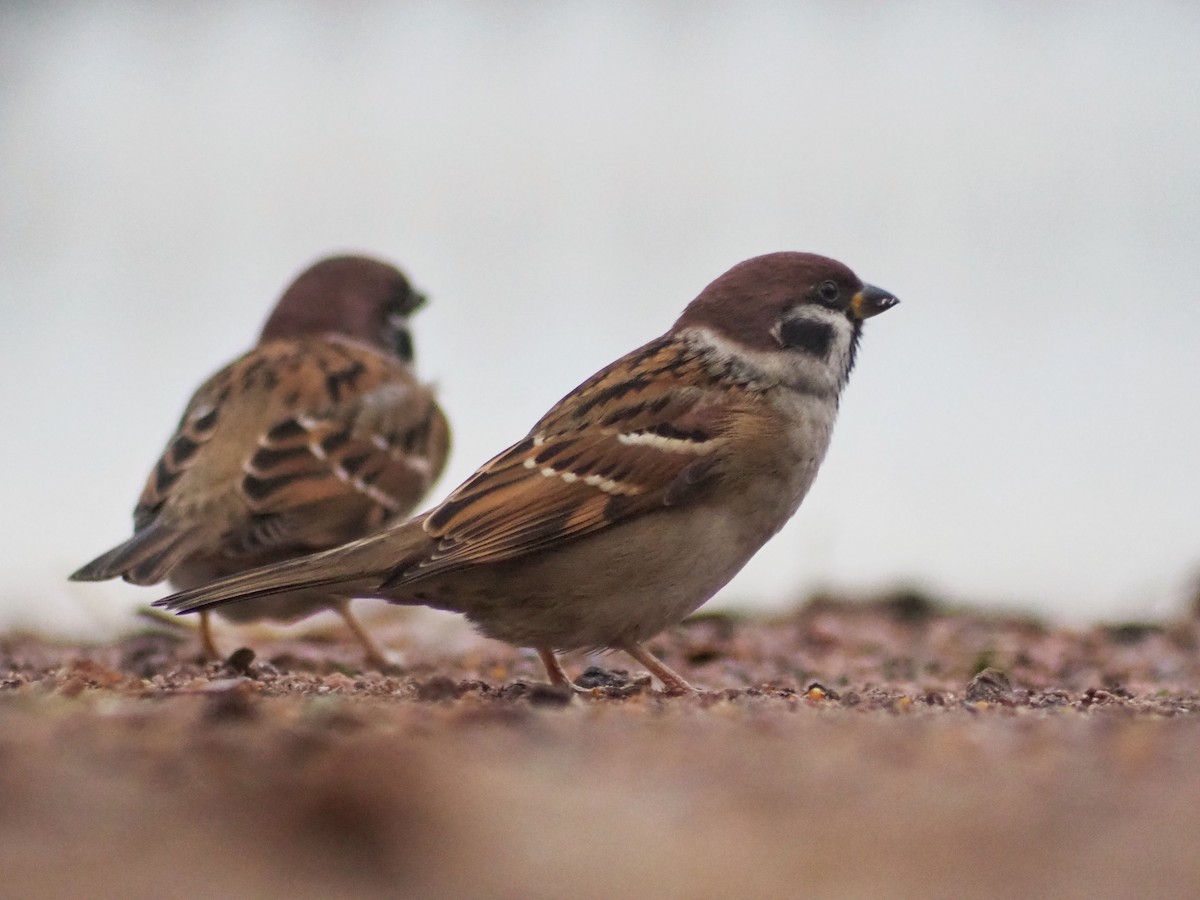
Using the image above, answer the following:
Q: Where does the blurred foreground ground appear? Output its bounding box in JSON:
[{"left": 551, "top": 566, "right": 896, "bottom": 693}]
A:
[{"left": 2, "top": 595, "right": 1199, "bottom": 899}]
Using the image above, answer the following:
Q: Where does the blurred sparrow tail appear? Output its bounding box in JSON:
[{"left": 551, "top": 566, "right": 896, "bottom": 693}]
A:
[{"left": 71, "top": 522, "right": 204, "bottom": 586}]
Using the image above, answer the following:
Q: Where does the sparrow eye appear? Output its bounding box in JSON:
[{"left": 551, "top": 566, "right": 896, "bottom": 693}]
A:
[{"left": 817, "top": 280, "right": 840, "bottom": 304}]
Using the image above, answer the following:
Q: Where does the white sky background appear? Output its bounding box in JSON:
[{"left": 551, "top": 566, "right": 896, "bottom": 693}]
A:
[{"left": 2, "top": 3, "right": 1198, "bottom": 635}]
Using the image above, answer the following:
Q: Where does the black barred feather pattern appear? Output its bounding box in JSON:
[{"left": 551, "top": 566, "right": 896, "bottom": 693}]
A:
[
  {"left": 133, "top": 400, "right": 220, "bottom": 527},
  {"left": 379, "top": 337, "right": 742, "bottom": 587}
]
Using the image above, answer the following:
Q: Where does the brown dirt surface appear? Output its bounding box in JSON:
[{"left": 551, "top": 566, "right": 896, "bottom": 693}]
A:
[{"left": 3, "top": 593, "right": 1200, "bottom": 899}]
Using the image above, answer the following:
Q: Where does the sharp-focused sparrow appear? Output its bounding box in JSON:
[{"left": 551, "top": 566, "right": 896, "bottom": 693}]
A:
[
  {"left": 155, "top": 252, "right": 897, "bottom": 692},
  {"left": 74, "top": 255, "right": 450, "bottom": 666}
]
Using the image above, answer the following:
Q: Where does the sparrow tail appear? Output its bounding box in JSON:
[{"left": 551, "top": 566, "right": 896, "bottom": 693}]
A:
[
  {"left": 151, "top": 518, "right": 429, "bottom": 616},
  {"left": 70, "top": 523, "right": 204, "bottom": 586}
]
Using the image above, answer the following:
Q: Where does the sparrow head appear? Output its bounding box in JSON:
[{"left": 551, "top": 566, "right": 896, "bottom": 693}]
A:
[
  {"left": 260, "top": 255, "right": 428, "bottom": 362},
  {"left": 673, "top": 252, "right": 898, "bottom": 396}
]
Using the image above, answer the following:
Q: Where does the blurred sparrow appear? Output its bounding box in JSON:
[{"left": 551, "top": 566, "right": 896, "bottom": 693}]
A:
[
  {"left": 73, "top": 255, "right": 450, "bottom": 666},
  {"left": 155, "top": 252, "right": 897, "bottom": 692}
]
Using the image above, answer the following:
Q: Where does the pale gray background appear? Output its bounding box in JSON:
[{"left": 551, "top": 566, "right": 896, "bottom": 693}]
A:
[{"left": 3, "top": 3, "right": 1198, "bottom": 634}]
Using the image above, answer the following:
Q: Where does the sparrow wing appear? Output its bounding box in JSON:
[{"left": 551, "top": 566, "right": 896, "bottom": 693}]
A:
[
  {"left": 388, "top": 337, "right": 734, "bottom": 584},
  {"left": 76, "top": 337, "right": 447, "bottom": 585},
  {"left": 213, "top": 338, "right": 448, "bottom": 551},
  {"left": 71, "top": 365, "right": 231, "bottom": 584}
]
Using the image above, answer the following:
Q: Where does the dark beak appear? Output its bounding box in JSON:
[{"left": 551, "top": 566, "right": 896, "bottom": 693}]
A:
[
  {"left": 849, "top": 284, "right": 899, "bottom": 320},
  {"left": 398, "top": 288, "right": 428, "bottom": 316}
]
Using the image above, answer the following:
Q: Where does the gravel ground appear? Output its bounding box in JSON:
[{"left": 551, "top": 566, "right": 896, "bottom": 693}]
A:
[{"left": 2, "top": 594, "right": 1199, "bottom": 899}]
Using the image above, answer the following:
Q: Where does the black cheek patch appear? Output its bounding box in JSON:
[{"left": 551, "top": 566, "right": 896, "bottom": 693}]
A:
[
  {"left": 393, "top": 328, "right": 414, "bottom": 362},
  {"left": 778, "top": 318, "right": 835, "bottom": 357}
]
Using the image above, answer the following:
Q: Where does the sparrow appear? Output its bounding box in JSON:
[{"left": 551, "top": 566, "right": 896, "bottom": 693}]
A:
[
  {"left": 73, "top": 255, "right": 451, "bottom": 667},
  {"left": 155, "top": 252, "right": 897, "bottom": 693}
]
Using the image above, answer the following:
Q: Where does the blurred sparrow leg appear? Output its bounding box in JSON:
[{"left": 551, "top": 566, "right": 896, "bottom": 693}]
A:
[
  {"left": 623, "top": 643, "right": 695, "bottom": 695},
  {"left": 537, "top": 647, "right": 574, "bottom": 689},
  {"left": 333, "top": 600, "right": 392, "bottom": 669},
  {"left": 199, "top": 610, "right": 221, "bottom": 660}
]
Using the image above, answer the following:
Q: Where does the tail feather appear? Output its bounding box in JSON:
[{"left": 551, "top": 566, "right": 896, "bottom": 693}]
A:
[
  {"left": 71, "top": 523, "right": 203, "bottom": 586},
  {"left": 154, "top": 558, "right": 358, "bottom": 614},
  {"left": 152, "top": 518, "right": 429, "bottom": 615},
  {"left": 126, "top": 536, "right": 206, "bottom": 585}
]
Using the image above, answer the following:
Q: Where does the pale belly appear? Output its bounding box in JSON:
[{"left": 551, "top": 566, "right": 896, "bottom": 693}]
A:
[{"left": 404, "top": 464, "right": 819, "bottom": 652}]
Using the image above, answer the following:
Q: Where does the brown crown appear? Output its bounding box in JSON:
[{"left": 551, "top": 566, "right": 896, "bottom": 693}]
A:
[{"left": 259, "top": 255, "right": 418, "bottom": 349}]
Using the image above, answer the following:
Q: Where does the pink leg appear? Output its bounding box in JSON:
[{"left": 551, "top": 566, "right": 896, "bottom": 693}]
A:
[
  {"left": 537, "top": 647, "right": 574, "bottom": 688},
  {"left": 199, "top": 610, "right": 221, "bottom": 660},
  {"left": 623, "top": 642, "right": 696, "bottom": 695},
  {"left": 335, "top": 600, "right": 392, "bottom": 669}
]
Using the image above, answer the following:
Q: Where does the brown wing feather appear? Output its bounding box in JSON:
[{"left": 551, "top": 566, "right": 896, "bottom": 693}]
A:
[
  {"left": 233, "top": 340, "right": 448, "bottom": 544},
  {"left": 133, "top": 383, "right": 224, "bottom": 527},
  {"left": 139, "top": 337, "right": 447, "bottom": 563},
  {"left": 391, "top": 337, "right": 738, "bottom": 583}
]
